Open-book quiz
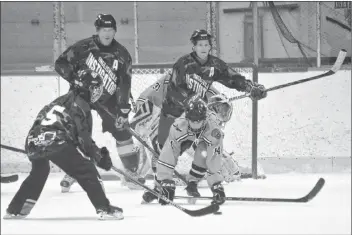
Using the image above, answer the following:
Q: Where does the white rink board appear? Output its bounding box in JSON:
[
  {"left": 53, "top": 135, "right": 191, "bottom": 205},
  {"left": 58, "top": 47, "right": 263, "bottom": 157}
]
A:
[{"left": 1, "top": 70, "right": 351, "bottom": 174}]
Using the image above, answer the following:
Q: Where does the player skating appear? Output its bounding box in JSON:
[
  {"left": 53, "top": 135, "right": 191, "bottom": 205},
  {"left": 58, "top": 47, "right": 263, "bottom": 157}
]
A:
[
  {"left": 54, "top": 13, "right": 144, "bottom": 191},
  {"left": 3, "top": 75, "right": 123, "bottom": 220}
]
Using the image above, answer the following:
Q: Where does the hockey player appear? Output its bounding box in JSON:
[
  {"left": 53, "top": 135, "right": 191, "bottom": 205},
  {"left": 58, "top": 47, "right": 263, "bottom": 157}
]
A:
[
  {"left": 130, "top": 72, "right": 220, "bottom": 173},
  {"left": 153, "top": 96, "right": 228, "bottom": 205},
  {"left": 3, "top": 75, "right": 123, "bottom": 220},
  {"left": 157, "top": 29, "right": 267, "bottom": 151},
  {"left": 141, "top": 93, "right": 239, "bottom": 204},
  {"left": 55, "top": 13, "right": 143, "bottom": 190}
]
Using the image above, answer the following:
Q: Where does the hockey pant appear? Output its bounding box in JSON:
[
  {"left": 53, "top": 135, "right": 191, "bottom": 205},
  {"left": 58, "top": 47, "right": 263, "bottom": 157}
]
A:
[
  {"left": 157, "top": 139, "right": 223, "bottom": 187},
  {"left": 6, "top": 144, "right": 110, "bottom": 215}
]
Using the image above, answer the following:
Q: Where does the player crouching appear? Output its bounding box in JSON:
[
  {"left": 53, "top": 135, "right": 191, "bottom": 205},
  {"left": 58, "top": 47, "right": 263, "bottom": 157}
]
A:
[
  {"left": 143, "top": 95, "right": 228, "bottom": 205},
  {"left": 3, "top": 75, "right": 123, "bottom": 220}
]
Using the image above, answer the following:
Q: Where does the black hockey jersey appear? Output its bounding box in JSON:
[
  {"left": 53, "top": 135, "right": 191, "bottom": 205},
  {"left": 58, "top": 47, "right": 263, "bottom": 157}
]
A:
[
  {"left": 55, "top": 35, "right": 132, "bottom": 130},
  {"left": 163, "top": 52, "right": 248, "bottom": 117},
  {"left": 26, "top": 91, "right": 99, "bottom": 160}
]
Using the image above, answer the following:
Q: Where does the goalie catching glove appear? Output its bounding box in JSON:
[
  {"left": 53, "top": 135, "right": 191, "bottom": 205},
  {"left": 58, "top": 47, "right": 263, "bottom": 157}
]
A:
[{"left": 244, "top": 80, "right": 267, "bottom": 101}]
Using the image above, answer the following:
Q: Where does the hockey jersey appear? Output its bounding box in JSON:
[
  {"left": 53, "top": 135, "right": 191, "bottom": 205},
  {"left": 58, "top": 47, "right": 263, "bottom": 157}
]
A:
[
  {"left": 163, "top": 52, "right": 248, "bottom": 117},
  {"left": 55, "top": 35, "right": 132, "bottom": 133},
  {"left": 26, "top": 91, "right": 99, "bottom": 161},
  {"left": 157, "top": 111, "right": 224, "bottom": 182}
]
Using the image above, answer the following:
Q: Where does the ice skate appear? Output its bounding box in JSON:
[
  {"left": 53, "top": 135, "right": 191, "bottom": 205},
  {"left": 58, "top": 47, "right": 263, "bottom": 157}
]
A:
[
  {"left": 97, "top": 205, "right": 124, "bottom": 220},
  {"left": 60, "top": 174, "right": 76, "bottom": 193},
  {"left": 185, "top": 181, "right": 200, "bottom": 204}
]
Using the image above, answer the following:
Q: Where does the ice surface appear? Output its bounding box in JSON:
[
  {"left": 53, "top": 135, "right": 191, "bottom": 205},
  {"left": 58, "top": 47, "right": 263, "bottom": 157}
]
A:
[{"left": 1, "top": 173, "right": 350, "bottom": 234}]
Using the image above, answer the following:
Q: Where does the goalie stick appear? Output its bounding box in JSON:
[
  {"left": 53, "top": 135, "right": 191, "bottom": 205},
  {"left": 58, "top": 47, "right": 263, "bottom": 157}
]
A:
[
  {"left": 1, "top": 174, "right": 19, "bottom": 183},
  {"left": 111, "top": 165, "right": 219, "bottom": 216},
  {"left": 228, "top": 49, "right": 347, "bottom": 102},
  {"left": 174, "top": 177, "right": 325, "bottom": 203}
]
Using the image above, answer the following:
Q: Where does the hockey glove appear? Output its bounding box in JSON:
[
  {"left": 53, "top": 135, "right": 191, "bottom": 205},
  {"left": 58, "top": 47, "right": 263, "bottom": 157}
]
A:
[
  {"left": 211, "top": 182, "right": 226, "bottom": 205},
  {"left": 158, "top": 179, "right": 176, "bottom": 205},
  {"left": 115, "top": 103, "right": 131, "bottom": 130},
  {"left": 245, "top": 80, "right": 267, "bottom": 101},
  {"left": 97, "top": 147, "right": 112, "bottom": 171}
]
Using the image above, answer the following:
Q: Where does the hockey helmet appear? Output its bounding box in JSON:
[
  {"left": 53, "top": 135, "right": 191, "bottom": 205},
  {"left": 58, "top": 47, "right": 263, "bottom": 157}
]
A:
[
  {"left": 208, "top": 94, "right": 233, "bottom": 125},
  {"left": 77, "top": 70, "right": 104, "bottom": 103},
  {"left": 185, "top": 95, "right": 207, "bottom": 122},
  {"left": 94, "top": 14, "right": 117, "bottom": 31},
  {"left": 190, "top": 29, "right": 212, "bottom": 45}
]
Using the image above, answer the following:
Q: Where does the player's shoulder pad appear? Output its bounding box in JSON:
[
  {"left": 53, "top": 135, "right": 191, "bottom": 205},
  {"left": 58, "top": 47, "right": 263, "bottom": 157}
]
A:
[
  {"left": 114, "top": 40, "right": 132, "bottom": 61},
  {"left": 72, "top": 36, "right": 94, "bottom": 50}
]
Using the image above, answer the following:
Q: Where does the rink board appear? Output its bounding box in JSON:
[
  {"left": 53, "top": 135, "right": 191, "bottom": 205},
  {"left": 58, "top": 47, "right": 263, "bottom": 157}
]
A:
[{"left": 1, "top": 70, "right": 351, "bottom": 174}]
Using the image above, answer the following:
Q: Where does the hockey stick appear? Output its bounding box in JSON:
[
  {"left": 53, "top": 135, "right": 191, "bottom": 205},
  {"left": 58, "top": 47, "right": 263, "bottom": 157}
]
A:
[
  {"left": 111, "top": 165, "right": 219, "bottom": 216},
  {"left": 175, "top": 177, "right": 325, "bottom": 203},
  {"left": 228, "top": 49, "right": 347, "bottom": 102},
  {"left": 126, "top": 126, "right": 188, "bottom": 184},
  {"left": 1, "top": 144, "right": 26, "bottom": 154},
  {"left": 93, "top": 102, "right": 188, "bottom": 184},
  {"left": 1, "top": 174, "right": 19, "bottom": 183}
]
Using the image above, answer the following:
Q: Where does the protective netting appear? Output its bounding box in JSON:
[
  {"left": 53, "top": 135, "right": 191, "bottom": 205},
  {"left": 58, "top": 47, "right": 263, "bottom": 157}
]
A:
[{"left": 267, "top": 1, "right": 351, "bottom": 65}]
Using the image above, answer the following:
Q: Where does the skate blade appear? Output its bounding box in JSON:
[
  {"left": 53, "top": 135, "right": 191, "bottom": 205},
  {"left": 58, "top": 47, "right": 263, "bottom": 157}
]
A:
[
  {"left": 61, "top": 186, "right": 71, "bottom": 193},
  {"left": 3, "top": 213, "right": 27, "bottom": 220}
]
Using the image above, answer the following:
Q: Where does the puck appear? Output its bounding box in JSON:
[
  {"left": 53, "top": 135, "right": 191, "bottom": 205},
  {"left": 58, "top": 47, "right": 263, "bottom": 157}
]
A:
[{"left": 213, "top": 211, "right": 222, "bottom": 215}]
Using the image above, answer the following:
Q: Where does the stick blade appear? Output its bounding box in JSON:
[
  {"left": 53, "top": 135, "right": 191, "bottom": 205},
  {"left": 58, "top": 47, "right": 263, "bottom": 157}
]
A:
[
  {"left": 1, "top": 174, "right": 19, "bottom": 183},
  {"left": 185, "top": 204, "right": 220, "bottom": 217},
  {"left": 331, "top": 49, "right": 347, "bottom": 73},
  {"left": 299, "top": 178, "right": 325, "bottom": 202}
]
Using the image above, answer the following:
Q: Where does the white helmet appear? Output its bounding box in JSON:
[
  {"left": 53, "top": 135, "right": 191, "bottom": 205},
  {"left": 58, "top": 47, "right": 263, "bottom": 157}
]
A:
[{"left": 207, "top": 94, "right": 233, "bottom": 125}]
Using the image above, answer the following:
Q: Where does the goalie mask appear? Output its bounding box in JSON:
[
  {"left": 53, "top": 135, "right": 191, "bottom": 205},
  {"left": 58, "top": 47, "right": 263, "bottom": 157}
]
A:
[{"left": 207, "top": 94, "right": 233, "bottom": 126}]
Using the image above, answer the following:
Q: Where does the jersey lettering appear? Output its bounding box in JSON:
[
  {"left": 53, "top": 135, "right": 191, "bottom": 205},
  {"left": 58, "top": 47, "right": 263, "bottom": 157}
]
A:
[
  {"left": 85, "top": 52, "right": 117, "bottom": 95},
  {"left": 185, "top": 73, "right": 209, "bottom": 98},
  {"left": 41, "top": 105, "right": 65, "bottom": 126}
]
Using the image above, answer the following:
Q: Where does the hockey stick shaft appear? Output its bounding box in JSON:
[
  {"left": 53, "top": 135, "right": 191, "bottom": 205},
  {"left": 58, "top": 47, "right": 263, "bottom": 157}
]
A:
[
  {"left": 1, "top": 144, "right": 26, "bottom": 154},
  {"left": 111, "top": 165, "right": 219, "bottom": 216},
  {"left": 129, "top": 93, "right": 137, "bottom": 113},
  {"left": 229, "top": 49, "right": 347, "bottom": 102},
  {"left": 92, "top": 102, "right": 188, "bottom": 184},
  {"left": 175, "top": 178, "right": 325, "bottom": 203},
  {"left": 126, "top": 126, "right": 188, "bottom": 184}
]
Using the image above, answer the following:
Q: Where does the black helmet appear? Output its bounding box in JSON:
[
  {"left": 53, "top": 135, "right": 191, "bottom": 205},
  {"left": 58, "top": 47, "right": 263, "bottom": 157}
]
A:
[
  {"left": 94, "top": 14, "right": 117, "bottom": 31},
  {"left": 185, "top": 95, "right": 207, "bottom": 122},
  {"left": 190, "top": 29, "right": 212, "bottom": 45}
]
